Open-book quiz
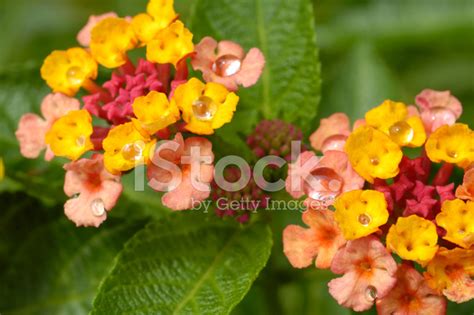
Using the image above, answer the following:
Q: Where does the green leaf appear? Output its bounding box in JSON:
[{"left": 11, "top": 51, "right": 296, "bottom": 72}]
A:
[
  {"left": 319, "top": 42, "right": 401, "bottom": 121},
  {"left": 92, "top": 212, "right": 273, "bottom": 314},
  {"left": 181, "top": 0, "right": 321, "bottom": 133},
  {"left": 0, "top": 192, "right": 146, "bottom": 315}
]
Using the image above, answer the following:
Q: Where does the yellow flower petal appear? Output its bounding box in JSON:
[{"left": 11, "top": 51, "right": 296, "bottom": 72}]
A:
[
  {"left": 386, "top": 215, "right": 438, "bottom": 265},
  {"left": 345, "top": 126, "right": 403, "bottom": 183},
  {"left": 41, "top": 47, "right": 98, "bottom": 96},
  {"left": 334, "top": 189, "right": 389, "bottom": 240},
  {"left": 171, "top": 78, "right": 239, "bottom": 135},
  {"left": 90, "top": 17, "right": 137, "bottom": 68},
  {"left": 132, "top": 91, "right": 180, "bottom": 135},
  {"left": 45, "top": 109, "right": 94, "bottom": 160},
  {"left": 436, "top": 199, "right": 474, "bottom": 249},
  {"left": 146, "top": 20, "right": 193, "bottom": 67},
  {"left": 365, "top": 100, "right": 426, "bottom": 147},
  {"left": 103, "top": 122, "right": 156, "bottom": 174},
  {"left": 425, "top": 123, "right": 474, "bottom": 168},
  {"left": 132, "top": 0, "right": 177, "bottom": 44}
]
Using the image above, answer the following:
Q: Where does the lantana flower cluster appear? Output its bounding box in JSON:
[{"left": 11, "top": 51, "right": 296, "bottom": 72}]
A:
[
  {"left": 284, "top": 89, "right": 473, "bottom": 313},
  {"left": 16, "top": 0, "right": 264, "bottom": 227}
]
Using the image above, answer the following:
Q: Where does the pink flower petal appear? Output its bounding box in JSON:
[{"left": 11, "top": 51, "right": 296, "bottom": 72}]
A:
[
  {"left": 41, "top": 93, "right": 81, "bottom": 122},
  {"left": 310, "top": 113, "right": 351, "bottom": 152},
  {"left": 283, "top": 209, "right": 346, "bottom": 269},
  {"left": 456, "top": 167, "right": 474, "bottom": 201},
  {"left": 415, "top": 89, "right": 462, "bottom": 133},
  {"left": 191, "top": 36, "right": 217, "bottom": 79},
  {"left": 376, "top": 264, "right": 446, "bottom": 315},
  {"left": 63, "top": 155, "right": 122, "bottom": 227},
  {"left": 76, "top": 12, "right": 118, "bottom": 47},
  {"left": 235, "top": 48, "right": 265, "bottom": 88},
  {"left": 217, "top": 40, "right": 245, "bottom": 60},
  {"left": 148, "top": 133, "right": 215, "bottom": 211},
  {"left": 285, "top": 151, "right": 320, "bottom": 199},
  {"left": 15, "top": 113, "right": 48, "bottom": 159},
  {"left": 328, "top": 236, "right": 397, "bottom": 312}
]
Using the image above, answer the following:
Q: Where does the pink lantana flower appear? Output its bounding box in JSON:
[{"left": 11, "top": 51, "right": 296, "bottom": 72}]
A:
[
  {"left": 456, "top": 166, "right": 474, "bottom": 201},
  {"left": 415, "top": 89, "right": 462, "bottom": 134},
  {"left": 285, "top": 150, "right": 364, "bottom": 205},
  {"left": 76, "top": 12, "right": 118, "bottom": 47},
  {"left": 191, "top": 36, "right": 265, "bottom": 91},
  {"left": 63, "top": 154, "right": 122, "bottom": 227},
  {"left": 16, "top": 93, "right": 80, "bottom": 160},
  {"left": 328, "top": 236, "right": 397, "bottom": 312},
  {"left": 147, "top": 133, "right": 214, "bottom": 210},
  {"left": 283, "top": 209, "right": 346, "bottom": 269},
  {"left": 376, "top": 264, "right": 446, "bottom": 315}
]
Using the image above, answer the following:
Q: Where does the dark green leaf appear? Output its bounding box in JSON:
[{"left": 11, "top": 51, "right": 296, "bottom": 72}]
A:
[
  {"left": 0, "top": 192, "right": 146, "bottom": 315},
  {"left": 92, "top": 212, "right": 273, "bottom": 314}
]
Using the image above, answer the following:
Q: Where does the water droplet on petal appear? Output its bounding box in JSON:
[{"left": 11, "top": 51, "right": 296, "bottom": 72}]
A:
[
  {"left": 389, "top": 120, "right": 414, "bottom": 145},
  {"left": 370, "top": 157, "right": 379, "bottom": 166},
  {"left": 212, "top": 54, "right": 241, "bottom": 77},
  {"left": 358, "top": 213, "right": 371, "bottom": 226},
  {"left": 321, "top": 135, "right": 347, "bottom": 152},
  {"left": 304, "top": 167, "right": 343, "bottom": 201},
  {"left": 447, "top": 150, "right": 458, "bottom": 158},
  {"left": 67, "top": 66, "right": 84, "bottom": 85},
  {"left": 430, "top": 107, "right": 456, "bottom": 124},
  {"left": 72, "top": 193, "right": 80, "bottom": 198},
  {"left": 121, "top": 142, "right": 144, "bottom": 162},
  {"left": 192, "top": 96, "right": 217, "bottom": 121},
  {"left": 91, "top": 198, "right": 105, "bottom": 216},
  {"left": 365, "top": 285, "right": 377, "bottom": 302}
]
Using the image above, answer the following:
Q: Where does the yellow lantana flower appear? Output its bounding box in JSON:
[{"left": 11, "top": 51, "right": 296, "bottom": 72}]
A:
[
  {"left": 425, "top": 247, "right": 474, "bottom": 303},
  {"left": 103, "top": 122, "right": 156, "bottom": 174},
  {"left": 132, "top": 91, "right": 180, "bottom": 135},
  {"left": 45, "top": 109, "right": 94, "bottom": 160},
  {"left": 436, "top": 199, "right": 474, "bottom": 249},
  {"left": 365, "top": 100, "right": 426, "bottom": 147},
  {"left": 171, "top": 78, "right": 239, "bottom": 135},
  {"left": 147, "top": 20, "right": 194, "bottom": 67},
  {"left": 345, "top": 126, "right": 403, "bottom": 183},
  {"left": 425, "top": 123, "right": 474, "bottom": 168},
  {"left": 90, "top": 17, "right": 138, "bottom": 68},
  {"left": 132, "top": 0, "right": 177, "bottom": 44},
  {"left": 386, "top": 215, "right": 438, "bottom": 264},
  {"left": 41, "top": 47, "right": 98, "bottom": 96},
  {"left": 334, "top": 189, "right": 389, "bottom": 240}
]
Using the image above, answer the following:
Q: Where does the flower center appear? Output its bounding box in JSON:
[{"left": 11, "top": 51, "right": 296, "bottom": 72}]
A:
[
  {"left": 66, "top": 66, "right": 84, "bottom": 85},
  {"left": 121, "top": 142, "right": 144, "bottom": 161},
  {"left": 76, "top": 135, "right": 86, "bottom": 147},
  {"left": 212, "top": 54, "right": 241, "bottom": 77},
  {"left": 192, "top": 96, "right": 217, "bottom": 121},
  {"left": 91, "top": 198, "right": 105, "bottom": 216},
  {"left": 389, "top": 120, "right": 414, "bottom": 145}
]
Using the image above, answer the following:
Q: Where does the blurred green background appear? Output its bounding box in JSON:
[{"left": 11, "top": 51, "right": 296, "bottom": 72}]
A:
[{"left": 0, "top": 0, "right": 473, "bottom": 314}]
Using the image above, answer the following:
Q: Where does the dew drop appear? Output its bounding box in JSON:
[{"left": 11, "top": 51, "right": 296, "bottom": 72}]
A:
[
  {"left": 192, "top": 96, "right": 217, "bottom": 121},
  {"left": 66, "top": 66, "right": 84, "bottom": 85},
  {"left": 370, "top": 157, "right": 379, "bottom": 166},
  {"left": 321, "top": 134, "right": 347, "bottom": 152},
  {"left": 358, "top": 213, "right": 371, "bottom": 226},
  {"left": 304, "top": 167, "right": 343, "bottom": 201},
  {"left": 430, "top": 106, "right": 456, "bottom": 124},
  {"left": 121, "top": 142, "right": 144, "bottom": 162},
  {"left": 447, "top": 150, "right": 458, "bottom": 158},
  {"left": 91, "top": 198, "right": 105, "bottom": 216},
  {"left": 212, "top": 54, "right": 241, "bottom": 77},
  {"left": 365, "top": 285, "right": 377, "bottom": 302},
  {"left": 389, "top": 120, "right": 414, "bottom": 145}
]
